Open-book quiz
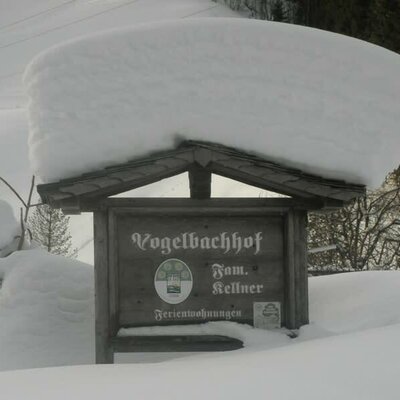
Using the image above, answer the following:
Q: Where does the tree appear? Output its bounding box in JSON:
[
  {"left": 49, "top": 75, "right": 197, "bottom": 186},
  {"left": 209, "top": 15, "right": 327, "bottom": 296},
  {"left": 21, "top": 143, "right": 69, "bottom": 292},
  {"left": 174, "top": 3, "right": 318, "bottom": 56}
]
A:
[
  {"left": 307, "top": 0, "right": 371, "bottom": 38},
  {"left": 271, "top": 0, "right": 286, "bottom": 21},
  {"left": 308, "top": 174, "right": 400, "bottom": 272},
  {"left": 29, "top": 204, "right": 77, "bottom": 258},
  {"left": 290, "top": 0, "right": 400, "bottom": 55},
  {"left": 368, "top": 0, "right": 400, "bottom": 53},
  {"left": 219, "top": 0, "right": 312, "bottom": 23},
  {"left": 221, "top": 1, "right": 400, "bottom": 52},
  {"left": 220, "top": 0, "right": 277, "bottom": 20}
]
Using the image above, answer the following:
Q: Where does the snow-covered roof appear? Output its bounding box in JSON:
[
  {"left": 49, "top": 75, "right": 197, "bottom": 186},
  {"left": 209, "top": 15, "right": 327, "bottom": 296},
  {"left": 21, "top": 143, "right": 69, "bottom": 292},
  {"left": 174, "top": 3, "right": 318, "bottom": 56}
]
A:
[
  {"left": 37, "top": 141, "right": 365, "bottom": 214},
  {"left": 24, "top": 18, "right": 400, "bottom": 186}
]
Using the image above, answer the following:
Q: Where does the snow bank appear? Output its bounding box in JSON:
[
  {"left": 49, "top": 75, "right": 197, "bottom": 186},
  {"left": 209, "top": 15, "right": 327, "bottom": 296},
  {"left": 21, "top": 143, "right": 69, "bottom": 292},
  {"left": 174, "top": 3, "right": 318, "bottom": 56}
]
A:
[
  {"left": 1, "top": 244, "right": 399, "bottom": 372},
  {"left": 0, "top": 200, "right": 19, "bottom": 250},
  {"left": 304, "top": 272, "right": 400, "bottom": 338},
  {"left": 24, "top": 18, "right": 400, "bottom": 186},
  {"left": 0, "top": 250, "right": 94, "bottom": 371},
  {"left": 1, "top": 323, "right": 400, "bottom": 400}
]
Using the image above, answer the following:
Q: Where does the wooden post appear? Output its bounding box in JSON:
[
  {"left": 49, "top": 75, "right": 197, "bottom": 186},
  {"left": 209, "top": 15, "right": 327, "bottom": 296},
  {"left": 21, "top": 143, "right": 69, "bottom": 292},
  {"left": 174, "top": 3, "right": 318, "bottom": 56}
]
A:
[
  {"left": 285, "top": 209, "right": 296, "bottom": 329},
  {"left": 294, "top": 210, "right": 309, "bottom": 326},
  {"left": 93, "top": 209, "right": 114, "bottom": 363},
  {"left": 108, "top": 211, "right": 119, "bottom": 339},
  {"left": 285, "top": 209, "right": 309, "bottom": 329},
  {"left": 188, "top": 164, "right": 211, "bottom": 199}
]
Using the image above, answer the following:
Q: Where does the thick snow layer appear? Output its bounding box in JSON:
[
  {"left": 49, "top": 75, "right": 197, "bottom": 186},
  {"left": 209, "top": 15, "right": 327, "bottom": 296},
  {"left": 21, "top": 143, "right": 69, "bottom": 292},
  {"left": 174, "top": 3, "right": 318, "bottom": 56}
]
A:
[
  {"left": 0, "top": 250, "right": 94, "bottom": 370},
  {"left": 308, "top": 272, "right": 400, "bottom": 334},
  {"left": 1, "top": 323, "right": 400, "bottom": 400},
  {"left": 0, "top": 200, "right": 19, "bottom": 250},
  {"left": 1, "top": 0, "right": 238, "bottom": 108},
  {"left": 24, "top": 18, "right": 400, "bottom": 186}
]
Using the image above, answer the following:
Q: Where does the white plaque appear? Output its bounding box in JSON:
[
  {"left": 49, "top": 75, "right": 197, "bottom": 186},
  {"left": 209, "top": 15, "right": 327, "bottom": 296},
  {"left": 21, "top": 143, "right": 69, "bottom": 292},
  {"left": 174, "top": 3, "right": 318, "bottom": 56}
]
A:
[{"left": 253, "top": 302, "right": 281, "bottom": 329}]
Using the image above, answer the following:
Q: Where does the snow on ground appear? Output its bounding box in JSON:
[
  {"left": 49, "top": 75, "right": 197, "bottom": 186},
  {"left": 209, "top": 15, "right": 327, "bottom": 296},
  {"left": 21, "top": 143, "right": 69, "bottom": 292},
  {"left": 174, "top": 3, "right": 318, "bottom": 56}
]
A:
[
  {"left": 305, "top": 272, "right": 400, "bottom": 337},
  {"left": 0, "top": 250, "right": 399, "bottom": 374},
  {"left": 1, "top": 323, "right": 400, "bottom": 400},
  {"left": 0, "top": 250, "right": 94, "bottom": 371},
  {"left": 24, "top": 18, "right": 400, "bottom": 186},
  {"left": 0, "top": 251, "right": 399, "bottom": 398}
]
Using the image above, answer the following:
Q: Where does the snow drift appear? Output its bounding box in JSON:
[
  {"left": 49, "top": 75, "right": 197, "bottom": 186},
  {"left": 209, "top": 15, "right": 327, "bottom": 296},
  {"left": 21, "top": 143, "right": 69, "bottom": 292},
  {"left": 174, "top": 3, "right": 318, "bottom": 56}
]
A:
[
  {"left": 0, "top": 200, "right": 19, "bottom": 251},
  {"left": 1, "top": 247, "right": 400, "bottom": 371},
  {"left": 2, "top": 323, "right": 400, "bottom": 400},
  {"left": 1, "top": 248, "right": 400, "bottom": 399},
  {"left": 0, "top": 250, "right": 94, "bottom": 370},
  {"left": 24, "top": 18, "right": 400, "bottom": 186},
  {"left": 301, "top": 271, "right": 400, "bottom": 341}
]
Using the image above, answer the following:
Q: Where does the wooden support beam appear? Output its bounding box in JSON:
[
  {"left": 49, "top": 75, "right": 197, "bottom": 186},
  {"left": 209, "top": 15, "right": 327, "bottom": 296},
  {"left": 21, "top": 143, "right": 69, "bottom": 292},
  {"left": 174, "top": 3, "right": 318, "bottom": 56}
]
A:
[
  {"left": 284, "top": 209, "right": 309, "bottom": 329},
  {"left": 112, "top": 335, "right": 243, "bottom": 352},
  {"left": 188, "top": 164, "right": 211, "bottom": 199},
  {"left": 108, "top": 210, "right": 119, "bottom": 339},
  {"left": 293, "top": 210, "right": 309, "bottom": 326},
  {"left": 81, "top": 197, "right": 324, "bottom": 212},
  {"left": 94, "top": 210, "right": 114, "bottom": 364},
  {"left": 285, "top": 210, "right": 297, "bottom": 329}
]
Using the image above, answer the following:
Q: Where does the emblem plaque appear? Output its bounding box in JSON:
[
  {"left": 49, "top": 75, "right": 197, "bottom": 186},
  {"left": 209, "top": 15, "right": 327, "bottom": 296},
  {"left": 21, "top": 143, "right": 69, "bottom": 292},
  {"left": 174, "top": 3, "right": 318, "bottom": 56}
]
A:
[{"left": 154, "top": 259, "right": 193, "bottom": 304}]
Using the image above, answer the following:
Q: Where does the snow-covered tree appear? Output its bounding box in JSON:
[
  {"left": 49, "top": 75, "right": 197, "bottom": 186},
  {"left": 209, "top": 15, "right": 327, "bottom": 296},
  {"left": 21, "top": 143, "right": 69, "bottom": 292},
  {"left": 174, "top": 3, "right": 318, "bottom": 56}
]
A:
[{"left": 29, "top": 205, "right": 77, "bottom": 258}]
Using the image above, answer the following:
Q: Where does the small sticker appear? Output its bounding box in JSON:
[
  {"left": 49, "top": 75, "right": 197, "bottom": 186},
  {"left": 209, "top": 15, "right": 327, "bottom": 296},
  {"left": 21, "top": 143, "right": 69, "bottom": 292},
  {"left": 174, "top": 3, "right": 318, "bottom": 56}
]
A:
[
  {"left": 154, "top": 259, "right": 193, "bottom": 304},
  {"left": 253, "top": 302, "right": 281, "bottom": 329}
]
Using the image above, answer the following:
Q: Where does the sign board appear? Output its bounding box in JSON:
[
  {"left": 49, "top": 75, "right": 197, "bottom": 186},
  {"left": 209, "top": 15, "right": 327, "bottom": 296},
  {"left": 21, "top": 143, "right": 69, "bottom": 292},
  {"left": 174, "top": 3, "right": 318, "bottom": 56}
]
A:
[
  {"left": 112, "top": 209, "right": 285, "bottom": 328},
  {"left": 37, "top": 140, "right": 359, "bottom": 360}
]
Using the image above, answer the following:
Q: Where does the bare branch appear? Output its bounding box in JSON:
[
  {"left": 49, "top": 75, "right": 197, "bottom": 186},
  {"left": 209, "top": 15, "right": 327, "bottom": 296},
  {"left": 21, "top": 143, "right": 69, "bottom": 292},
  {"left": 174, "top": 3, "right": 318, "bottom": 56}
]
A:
[
  {"left": 0, "top": 176, "right": 27, "bottom": 208},
  {"left": 17, "top": 208, "right": 25, "bottom": 251}
]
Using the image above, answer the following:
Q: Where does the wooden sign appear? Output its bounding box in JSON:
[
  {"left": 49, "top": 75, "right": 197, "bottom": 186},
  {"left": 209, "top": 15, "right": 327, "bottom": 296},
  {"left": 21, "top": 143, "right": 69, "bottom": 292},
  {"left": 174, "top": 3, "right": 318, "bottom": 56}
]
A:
[
  {"left": 37, "top": 141, "right": 363, "bottom": 362},
  {"left": 94, "top": 198, "right": 309, "bottom": 360},
  {"left": 109, "top": 202, "right": 286, "bottom": 328}
]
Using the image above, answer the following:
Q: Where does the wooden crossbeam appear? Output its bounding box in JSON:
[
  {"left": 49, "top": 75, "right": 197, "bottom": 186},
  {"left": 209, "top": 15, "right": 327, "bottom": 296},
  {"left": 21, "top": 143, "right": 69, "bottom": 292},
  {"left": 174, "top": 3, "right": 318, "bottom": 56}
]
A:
[{"left": 112, "top": 335, "right": 243, "bottom": 352}]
